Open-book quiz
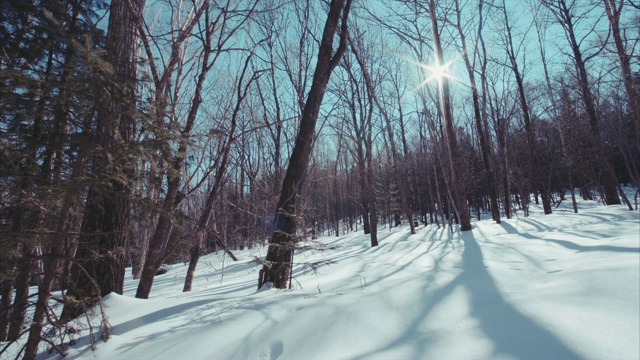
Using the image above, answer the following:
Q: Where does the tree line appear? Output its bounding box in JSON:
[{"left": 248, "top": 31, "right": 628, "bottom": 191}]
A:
[{"left": 1, "top": 0, "right": 638, "bottom": 358}]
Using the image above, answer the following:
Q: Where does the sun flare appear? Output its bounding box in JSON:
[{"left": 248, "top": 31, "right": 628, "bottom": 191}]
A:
[{"left": 416, "top": 58, "right": 456, "bottom": 89}]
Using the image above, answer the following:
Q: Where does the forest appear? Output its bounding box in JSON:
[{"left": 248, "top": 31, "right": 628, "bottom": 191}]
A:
[{"left": 0, "top": 0, "right": 638, "bottom": 358}]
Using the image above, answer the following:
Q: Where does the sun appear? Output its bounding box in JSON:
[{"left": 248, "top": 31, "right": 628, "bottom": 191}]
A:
[
  {"left": 389, "top": 51, "right": 466, "bottom": 91},
  {"left": 415, "top": 58, "right": 456, "bottom": 89}
]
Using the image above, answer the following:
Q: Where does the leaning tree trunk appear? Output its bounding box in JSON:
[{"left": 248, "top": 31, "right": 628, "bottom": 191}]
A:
[
  {"left": 603, "top": 0, "right": 640, "bottom": 144},
  {"left": 258, "top": 0, "right": 353, "bottom": 290},
  {"left": 133, "top": 1, "right": 213, "bottom": 299},
  {"left": 182, "top": 49, "right": 256, "bottom": 292}
]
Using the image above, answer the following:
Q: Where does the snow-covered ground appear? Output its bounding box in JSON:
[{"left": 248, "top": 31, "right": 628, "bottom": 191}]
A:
[{"left": 6, "top": 193, "right": 640, "bottom": 359}]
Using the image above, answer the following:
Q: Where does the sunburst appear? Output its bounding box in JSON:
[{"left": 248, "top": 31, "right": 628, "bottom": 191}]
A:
[{"left": 414, "top": 58, "right": 459, "bottom": 90}]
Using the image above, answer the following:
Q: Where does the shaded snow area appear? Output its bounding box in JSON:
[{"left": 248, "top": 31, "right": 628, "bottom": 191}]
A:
[{"left": 24, "top": 196, "right": 640, "bottom": 359}]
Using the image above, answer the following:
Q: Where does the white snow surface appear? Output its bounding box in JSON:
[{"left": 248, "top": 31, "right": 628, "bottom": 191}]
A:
[{"left": 18, "top": 195, "right": 640, "bottom": 359}]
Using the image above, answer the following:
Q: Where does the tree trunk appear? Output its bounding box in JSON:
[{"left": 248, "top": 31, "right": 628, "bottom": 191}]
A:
[
  {"left": 543, "top": 0, "right": 620, "bottom": 205},
  {"left": 6, "top": 248, "right": 32, "bottom": 341},
  {"left": 356, "top": 143, "right": 371, "bottom": 234},
  {"left": 63, "top": 0, "right": 145, "bottom": 320},
  {"left": 603, "top": 0, "right": 640, "bottom": 142},
  {"left": 454, "top": 0, "right": 500, "bottom": 223},
  {"left": 366, "top": 130, "right": 379, "bottom": 247},
  {"left": 350, "top": 34, "right": 415, "bottom": 235},
  {"left": 183, "top": 231, "right": 205, "bottom": 293},
  {"left": 258, "top": 0, "right": 353, "bottom": 290},
  {"left": 501, "top": 0, "right": 552, "bottom": 216},
  {"left": 428, "top": 0, "right": 471, "bottom": 231},
  {"left": 23, "top": 141, "right": 90, "bottom": 360},
  {"left": 133, "top": 2, "right": 215, "bottom": 298},
  {"left": 182, "top": 45, "right": 257, "bottom": 292},
  {"left": 0, "top": 282, "right": 12, "bottom": 341}
]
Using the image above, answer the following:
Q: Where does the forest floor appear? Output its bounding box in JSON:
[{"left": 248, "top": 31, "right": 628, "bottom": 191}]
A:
[{"left": 8, "top": 190, "right": 640, "bottom": 359}]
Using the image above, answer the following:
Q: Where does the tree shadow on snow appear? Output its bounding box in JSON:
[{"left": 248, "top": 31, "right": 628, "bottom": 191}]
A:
[
  {"left": 353, "top": 227, "right": 585, "bottom": 359},
  {"left": 500, "top": 222, "right": 639, "bottom": 254},
  {"left": 459, "top": 230, "right": 583, "bottom": 359}
]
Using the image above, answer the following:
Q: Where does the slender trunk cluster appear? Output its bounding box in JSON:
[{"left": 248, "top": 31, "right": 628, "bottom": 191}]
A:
[{"left": 427, "top": 0, "right": 472, "bottom": 231}]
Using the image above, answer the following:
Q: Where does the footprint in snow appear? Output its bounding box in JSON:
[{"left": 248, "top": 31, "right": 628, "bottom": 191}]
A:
[{"left": 259, "top": 340, "right": 283, "bottom": 360}]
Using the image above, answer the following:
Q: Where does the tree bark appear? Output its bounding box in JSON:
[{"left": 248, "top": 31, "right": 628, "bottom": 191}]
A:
[
  {"left": 427, "top": 0, "right": 472, "bottom": 231},
  {"left": 0, "top": 281, "right": 12, "bottom": 341},
  {"left": 603, "top": 0, "right": 640, "bottom": 142},
  {"left": 62, "top": 0, "right": 145, "bottom": 321},
  {"left": 258, "top": 0, "right": 353, "bottom": 290}
]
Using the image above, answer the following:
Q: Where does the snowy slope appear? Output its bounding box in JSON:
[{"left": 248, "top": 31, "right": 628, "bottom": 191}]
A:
[{"left": 9, "top": 194, "right": 640, "bottom": 360}]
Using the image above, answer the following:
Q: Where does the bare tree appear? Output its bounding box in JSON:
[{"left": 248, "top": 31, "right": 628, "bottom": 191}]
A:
[
  {"left": 499, "top": 0, "right": 553, "bottom": 215},
  {"left": 258, "top": 0, "right": 353, "bottom": 290},
  {"left": 425, "top": 0, "right": 472, "bottom": 231},
  {"left": 349, "top": 31, "right": 416, "bottom": 234},
  {"left": 134, "top": 0, "right": 262, "bottom": 299},
  {"left": 453, "top": 0, "right": 501, "bottom": 223},
  {"left": 530, "top": 1, "right": 579, "bottom": 213},
  {"left": 333, "top": 38, "right": 379, "bottom": 245},
  {"left": 603, "top": 0, "right": 640, "bottom": 139},
  {"left": 602, "top": 0, "right": 640, "bottom": 204},
  {"left": 541, "top": 0, "right": 624, "bottom": 206},
  {"left": 183, "top": 49, "right": 261, "bottom": 292}
]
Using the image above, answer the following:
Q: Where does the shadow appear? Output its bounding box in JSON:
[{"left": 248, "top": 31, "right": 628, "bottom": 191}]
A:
[
  {"left": 349, "top": 239, "right": 464, "bottom": 359},
  {"left": 501, "top": 222, "right": 639, "bottom": 254},
  {"left": 460, "top": 231, "right": 583, "bottom": 359},
  {"left": 114, "top": 298, "right": 215, "bottom": 335},
  {"left": 536, "top": 238, "right": 639, "bottom": 253}
]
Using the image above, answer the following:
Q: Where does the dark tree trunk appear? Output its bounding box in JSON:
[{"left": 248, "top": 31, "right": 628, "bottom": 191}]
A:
[
  {"left": 6, "top": 248, "right": 32, "bottom": 341},
  {"left": 604, "top": 0, "right": 640, "bottom": 143},
  {"left": 357, "top": 146, "right": 371, "bottom": 234},
  {"left": 183, "top": 231, "right": 205, "bottom": 293},
  {"left": 366, "top": 130, "right": 379, "bottom": 247},
  {"left": 135, "top": 210, "right": 174, "bottom": 299},
  {"left": 258, "top": 0, "right": 353, "bottom": 290},
  {"left": 23, "top": 138, "right": 90, "bottom": 360},
  {"left": 62, "top": 0, "right": 145, "bottom": 321},
  {"left": 0, "top": 281, "right": 12, "bottom": 341}
]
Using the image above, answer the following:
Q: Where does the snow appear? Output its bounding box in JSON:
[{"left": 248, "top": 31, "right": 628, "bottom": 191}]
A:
[{"left": 7, "top": 193, "right": 640, "bottom": 359}]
